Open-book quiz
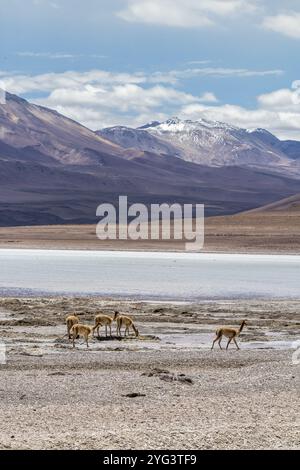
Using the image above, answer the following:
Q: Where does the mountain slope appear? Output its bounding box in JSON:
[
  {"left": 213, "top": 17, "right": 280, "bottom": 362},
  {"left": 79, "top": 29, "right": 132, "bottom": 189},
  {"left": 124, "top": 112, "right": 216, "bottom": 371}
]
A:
[
  {"left": 246, "top": 193, "right": 300, "bottom": 213},
  {"left": 96, "top": 126, "right": 180, "bottom": 158},
  {"left": 0, "top": 92, "right": 125, "bottom": 165},
  {"left": 97, "top": 118, "right": 300, "bottom": 177},
  {"left": 249, "top": 129, "right": 300, "bottom": 160},
  {"left": 141, "top": 118, "right": 300, "bottom": 175},
  {"left": 2, "top": 93, "right": 300, "bottom": 226}
]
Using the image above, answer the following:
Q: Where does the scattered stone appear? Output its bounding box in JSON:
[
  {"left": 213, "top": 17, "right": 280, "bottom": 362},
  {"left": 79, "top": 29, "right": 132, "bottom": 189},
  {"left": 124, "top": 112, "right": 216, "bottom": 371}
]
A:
[
  {"left": 142, "top": 368, "right": 170, "bottom": 377},
  {"left": 123, "top": 393, "right": 146, "bottom": 398},
  {"left": 48, "top": 372, "right": 66, "bottom": 376},
  {"left": 138, "top": 334, "right": 160, "bottom": 341},
  {"left": 19, "top": 394, "right": 26, "bottom": 400},
  {"left": 176, "top": 375, "right": 194, "bottom": 385},
  {"left": 142, "top": 368, "right": 194, "bottom": 385},
  {"left": 54, "top": 338, "right": 69, "bottom": 344},
  {"left": 20, "top": 351, "right": 43, "bottom": 357}
]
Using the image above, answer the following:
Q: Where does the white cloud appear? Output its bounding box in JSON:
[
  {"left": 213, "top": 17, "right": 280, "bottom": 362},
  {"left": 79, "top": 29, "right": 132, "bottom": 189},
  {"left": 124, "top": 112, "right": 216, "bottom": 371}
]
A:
[
  {"left": 163, "top": 67, "right": 283, "bottom": 80},
  {"left": 17, "top": 52, "right": 77, "bottom": 59},
  {"left": 1, "top": 70, "right": 147, "bottom": 95},
  {"left": 17, "top": 52, "right": 107, "bottom": 60},
  {"left": 32, "top": 0, "right": 61, "bottom": 8},
  {"left": 262, "top": 12, "right": 300, "bottom": 39},
  {"left": 257, "top": 88, "right": 300, "bottom": 110},
  {"left": 49, "top": 1, "right": 60, "bottom": 8},
  {"left": 186, "top": 60, "right": 212, "bottom": 65},
  {"left": 41, "top": 83, "right": 198, "bottom": 111},
  {"left": 180, "top": 85, "right": 300, "bottom": 140},
  {"left": 2, "top": 66, "right": 281, "bottom": 96},
  {"left": 117, "top": 0, "right": 258, "bottom": 28},
  {"left": 199, "top": 92, "right": 218, "bottom": 103},
  {"left": 0, "top": 68, "right": 203, "bottom": 128},
  {"left": 148, "top": 67, "right": 283, "bottom": 86},
  {"left": 2, "top": 67, "right": 300, "bottom": 139}
]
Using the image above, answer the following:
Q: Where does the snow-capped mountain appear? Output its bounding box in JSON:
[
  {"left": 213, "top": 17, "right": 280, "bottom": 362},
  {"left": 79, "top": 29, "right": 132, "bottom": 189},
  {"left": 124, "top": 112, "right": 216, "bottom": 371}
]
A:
[
  {"left": 97, "top": 117, "right": 300, "bottom": 177},
  {"left": 96, "top": 126, "right": 181, "bottom": 158},
  {"left": 2, "top": 93, "right": 300, "bottom": 226},
  {"left": 139, "top": 117, "right": 299, "bottom": 172}
]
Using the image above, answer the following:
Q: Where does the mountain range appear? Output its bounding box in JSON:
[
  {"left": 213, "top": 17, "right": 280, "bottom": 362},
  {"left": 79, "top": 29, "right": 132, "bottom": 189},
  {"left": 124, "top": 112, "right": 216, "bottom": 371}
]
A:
[
  {"left": 97, "top": 118, "right": 300, "bottom": 177},
  {"left": 1, "top": 91, "right": 300, "bottom": 226}
]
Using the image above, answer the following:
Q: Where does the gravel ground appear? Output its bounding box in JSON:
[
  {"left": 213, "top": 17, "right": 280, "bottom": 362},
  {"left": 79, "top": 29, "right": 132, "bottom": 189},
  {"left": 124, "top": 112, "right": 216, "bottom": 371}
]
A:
[{"left": 0, "top": 297, "right": 299, "bottom": 450}]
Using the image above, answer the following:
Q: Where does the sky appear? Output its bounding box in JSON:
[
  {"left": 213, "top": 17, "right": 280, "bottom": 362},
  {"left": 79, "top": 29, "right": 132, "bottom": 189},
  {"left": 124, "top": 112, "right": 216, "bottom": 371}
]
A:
[{"left": 0, "top": 0, "right": 300, "bottom": 139}]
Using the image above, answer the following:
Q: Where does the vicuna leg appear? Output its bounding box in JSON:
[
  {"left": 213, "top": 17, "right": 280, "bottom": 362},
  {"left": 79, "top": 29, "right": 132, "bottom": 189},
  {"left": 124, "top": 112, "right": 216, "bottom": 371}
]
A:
[
  {"left": 85, "top": 334, "right": 89, "bottom": 348},
  {"left": 233, "top": 337, "right": 240, "bottom": 350},
  {"left": 109, "top": 324, "right": 112, "bottom": 337},
  {"left": 218, "top": 336, "right": 223, "bottom": 350},
  {"left": 105, "top": 325, "right": 107, "bottom": 337},
  {"left": 211, "top": 333, "right": 222, "bottom": 350},
  {"left": 226, "top": 338, "right": 232, "bottom": 350}
]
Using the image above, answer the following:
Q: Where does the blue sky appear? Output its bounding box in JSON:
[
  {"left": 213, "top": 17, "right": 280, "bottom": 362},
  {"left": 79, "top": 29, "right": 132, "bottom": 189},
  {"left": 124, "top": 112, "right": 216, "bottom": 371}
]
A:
[{"left": 1, "top": 0, "right": 300, "bottom": 138}]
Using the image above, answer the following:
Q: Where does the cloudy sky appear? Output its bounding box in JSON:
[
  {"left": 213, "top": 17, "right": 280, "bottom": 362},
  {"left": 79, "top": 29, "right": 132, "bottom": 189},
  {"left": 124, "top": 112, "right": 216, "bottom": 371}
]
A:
[{"left": 1, "top": 0, "right": 300, "bottom": 139}]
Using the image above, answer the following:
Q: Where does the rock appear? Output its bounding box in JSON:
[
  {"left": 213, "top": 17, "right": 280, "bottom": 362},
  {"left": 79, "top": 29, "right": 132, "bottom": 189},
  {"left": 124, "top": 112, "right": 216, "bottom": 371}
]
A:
[
  {"left": 177, "top": 375, "right": 194, "bottom": 385},
  {"left": 48, "top": 372, "right": 66, "bottom": 376},
  {"left": 142, "top": 368, "right": 194, "bottom": 385},
  {"left": 141, "top": 368, "right": 170, "bottom": 377},
  {"left": 123, "top": 393, "right": 146, "bottom": 398}
]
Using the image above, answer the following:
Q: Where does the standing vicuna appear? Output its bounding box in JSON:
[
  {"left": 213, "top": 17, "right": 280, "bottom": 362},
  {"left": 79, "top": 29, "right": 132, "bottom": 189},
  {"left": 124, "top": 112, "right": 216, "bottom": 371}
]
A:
[
  {"left": 93, "top": 314, "right": 113, "bottom": 338},
  {"left": 113, "top": 311, "right": 139, "bottom": 338},
  {"left": 66, "top": 315, "right": 79, "bottom": 339},
  {"left": 70, "top": 324, "right": 93, "bottom": 348},
  {"left": 211, "top": 320, "right": 247, "bottom": 350}
]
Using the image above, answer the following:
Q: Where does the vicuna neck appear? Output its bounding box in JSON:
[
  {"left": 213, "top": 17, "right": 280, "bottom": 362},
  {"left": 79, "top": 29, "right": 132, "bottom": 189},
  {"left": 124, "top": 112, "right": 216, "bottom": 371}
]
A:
[{"left": 239, "top": 321, "right": 246, "bottom": 334}]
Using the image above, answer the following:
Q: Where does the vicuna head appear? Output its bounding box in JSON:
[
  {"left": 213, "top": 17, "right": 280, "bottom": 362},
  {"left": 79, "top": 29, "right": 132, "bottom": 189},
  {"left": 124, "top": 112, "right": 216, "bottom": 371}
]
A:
[{"left": 113, "top": 311, "right": 120, "bottom": 321}]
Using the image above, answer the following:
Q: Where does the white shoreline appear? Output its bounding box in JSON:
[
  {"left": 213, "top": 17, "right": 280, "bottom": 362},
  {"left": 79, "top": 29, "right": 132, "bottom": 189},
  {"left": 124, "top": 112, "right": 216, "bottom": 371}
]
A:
[{"left": 1, "top": 248, "right": 300, "bottom": 262}]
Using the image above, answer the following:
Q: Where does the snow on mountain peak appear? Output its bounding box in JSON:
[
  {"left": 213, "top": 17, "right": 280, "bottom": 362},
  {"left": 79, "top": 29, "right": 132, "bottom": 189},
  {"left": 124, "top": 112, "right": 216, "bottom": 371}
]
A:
[
  {"left": 96, "top": 116, "right": 298, "bottom": 175},
  {"left": 133, "top": 116, "right": 294, "bottom": 169},
  {"left": 140, "top": 116, "right": 238, "bottom": 134}
]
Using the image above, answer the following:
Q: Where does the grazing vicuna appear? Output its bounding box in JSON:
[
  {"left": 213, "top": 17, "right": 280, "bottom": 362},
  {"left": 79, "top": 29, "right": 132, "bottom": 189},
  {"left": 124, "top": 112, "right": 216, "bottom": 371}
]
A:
[
  {"left": 113, "top": 311, "right": 139, "bottom": 338},
  {"left": 211, "top": 320, "right": 247, "bottom": 350},
  {"left": 70, "top": 324, "right": 93, "bottom": 348},
  {"left": 66, "top": 315, "right": 79, "bottom": 339},
  {"left": 93, "top": 314, "right": 113, "bottom": 338}
]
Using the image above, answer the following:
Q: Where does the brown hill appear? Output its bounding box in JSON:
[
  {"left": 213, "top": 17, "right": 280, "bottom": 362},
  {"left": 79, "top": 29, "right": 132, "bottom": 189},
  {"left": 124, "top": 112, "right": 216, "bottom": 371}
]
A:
[{"left": 246, "top": 193, "right": 300, "bottom": 213}]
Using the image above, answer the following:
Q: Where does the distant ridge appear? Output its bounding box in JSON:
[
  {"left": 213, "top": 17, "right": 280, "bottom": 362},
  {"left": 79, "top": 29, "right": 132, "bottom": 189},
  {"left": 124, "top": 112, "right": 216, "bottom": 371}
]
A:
[
  {"left": 246, "top": 193, "right": 300, "bottom": 213},
  {"left": 98, "top": 117, "right": 300, "bottom": 177},
  {"left": 2, "top": 92, "right": 300, "bottom": 226}
]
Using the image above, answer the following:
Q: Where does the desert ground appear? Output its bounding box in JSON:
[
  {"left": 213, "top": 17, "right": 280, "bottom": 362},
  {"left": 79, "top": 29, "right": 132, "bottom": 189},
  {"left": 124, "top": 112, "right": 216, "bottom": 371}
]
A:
[
  {"left": 0, "top": 297, "right": 299, "bottom": 450},
  {"left": 0, "top": 209, "right": 300, "bottom": 253}
]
